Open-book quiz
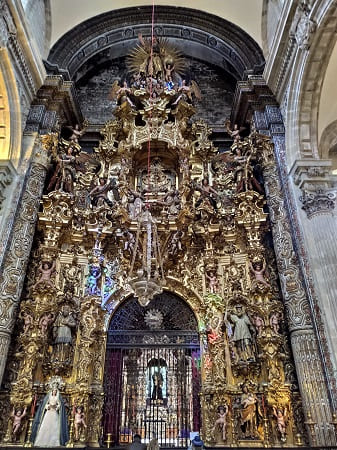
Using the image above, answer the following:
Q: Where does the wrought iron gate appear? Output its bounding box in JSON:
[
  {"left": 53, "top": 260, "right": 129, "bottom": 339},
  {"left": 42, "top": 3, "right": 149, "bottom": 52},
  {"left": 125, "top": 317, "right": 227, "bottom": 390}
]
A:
[{"left": 103, "top": 295, "right": 201, "bottom": 447}]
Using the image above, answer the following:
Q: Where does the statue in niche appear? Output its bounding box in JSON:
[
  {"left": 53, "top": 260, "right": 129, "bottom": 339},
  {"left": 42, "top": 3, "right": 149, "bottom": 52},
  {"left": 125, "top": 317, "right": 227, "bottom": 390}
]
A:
[
  {"left": 33, "top": 260, "right": 56, "bottom": 289},
  {"left": 30, "top": 383, "right": 69, "bottom": 447},
  {"left": 151, "top": 366, "right": 165, "bottom": 404},
  {"left": 212, "top": 404, "right": 228, "bottom": 442},
  {"left": 124, "top": 230, "right": 136, "bottom": 254},
  {"left": 194, "top": 178, "right": 219, "bottom": 222},
  {"left": 52, "top": 305, "right": 76, "bottom": 363},
  {"left": 229, "top": 305, "right": 256, "bottom": 362},
  {"left": 89, "top": 178, "right": 119, "bottom": 208},
  {"left": 226, "top": 261, "right": 244, "bottom": 294},
  {"left": 239, "top": 383, "right": 258, "bottom": 439}
]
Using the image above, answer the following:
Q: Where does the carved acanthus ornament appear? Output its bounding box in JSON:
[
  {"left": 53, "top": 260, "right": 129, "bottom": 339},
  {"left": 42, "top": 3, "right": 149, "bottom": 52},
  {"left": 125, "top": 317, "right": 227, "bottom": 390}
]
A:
[{"left": 291, "top": 159, "right": 337, "bottom": 218}]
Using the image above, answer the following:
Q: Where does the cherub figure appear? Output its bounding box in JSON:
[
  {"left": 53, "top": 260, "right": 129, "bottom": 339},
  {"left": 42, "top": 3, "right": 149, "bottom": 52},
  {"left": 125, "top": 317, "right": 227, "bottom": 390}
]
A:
[
  {"left": 39, "top": 313, "right": 54, "bottom": 336},
  {"left": 124, "top": 230, "right": 135, "bottom": 254},
  {"left": 164, "top": 62, "right": 175, "bottom": 82},
  {"left": 109, "top": 80, "right": 135, "bottom": 107},
  {"left": 33, "top": 260, "right": 56, "bottom": 289},
  {"left": 253, "top": 315, "right": 264, "bottom": 336},
  {"left": 66, "top": 124, "right": 85, "bottom": 144},
  {"left": 249, "top": 260, "right": 270, "bottom": 288},
  {"left": 273, "top": 406, "right": 287, "bottom": 440},
  {"left": 11, "top": 406, "right": 27, "bottom": 439},
  {"left": 206, "top": 271, "right": 219, "bottom": 294},
  {"left": 270, "top": 312, "right": 281, "bottom": 334},
  {"left": 212, "top": 404, "right": 229, "bottom": 441},
  {"left": 74, "top": 406, "right": 87, "bottom": 441},
  {"left": 85, "top": 266, "right": 101, "bottom": 295},
  {"left": 22, "top": 311, "right": 33, "bottom": 334},
  {"left": 225, "top": 120, "right": 245, "bottom": 142}
]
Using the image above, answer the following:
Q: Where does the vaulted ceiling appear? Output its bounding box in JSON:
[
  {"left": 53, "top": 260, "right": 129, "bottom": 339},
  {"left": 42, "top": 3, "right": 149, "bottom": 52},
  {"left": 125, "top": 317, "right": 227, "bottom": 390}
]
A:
[{"left": 50, "top": 0, "right": 263, "bottom": 47}]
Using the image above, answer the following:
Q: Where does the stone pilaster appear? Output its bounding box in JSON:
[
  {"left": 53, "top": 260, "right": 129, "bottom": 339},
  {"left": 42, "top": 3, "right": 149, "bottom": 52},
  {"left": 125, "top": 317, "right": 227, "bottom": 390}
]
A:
[
  {"left": 256, "top": 108, "right": 336, "bottom": 445},
  {"left": 0, "top": 138, "right": 49, "bottom": 385}
]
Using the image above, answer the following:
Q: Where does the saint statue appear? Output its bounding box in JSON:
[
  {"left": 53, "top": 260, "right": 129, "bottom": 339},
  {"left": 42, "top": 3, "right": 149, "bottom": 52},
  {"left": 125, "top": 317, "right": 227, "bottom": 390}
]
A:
[
  {"left": 230, "top": 305, "right": 255, "bottom": 362},
  {"left": 30, "top": 384, "right": 69, "bottom": 447},
  {"left": 52, "top": 305, "right": 76, "bottom": 363},
  {"left": 152, "top": 369, "right": 164, "bottom": 402},
  {"left": 240, "top": 384, "right": 258, "bottom": 439}
]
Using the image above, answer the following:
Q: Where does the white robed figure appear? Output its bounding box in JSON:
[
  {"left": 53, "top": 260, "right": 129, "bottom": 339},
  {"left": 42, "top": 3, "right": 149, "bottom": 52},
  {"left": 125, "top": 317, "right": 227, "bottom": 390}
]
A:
[{"left": 31, "top": 384, "right": 69, "bottom": 447}]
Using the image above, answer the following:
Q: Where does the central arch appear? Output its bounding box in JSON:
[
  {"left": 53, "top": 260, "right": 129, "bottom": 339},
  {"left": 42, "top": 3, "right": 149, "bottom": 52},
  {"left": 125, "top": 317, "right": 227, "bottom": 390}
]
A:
[{"left": 103, "top": 292, "right": 201, "bottom": 447}]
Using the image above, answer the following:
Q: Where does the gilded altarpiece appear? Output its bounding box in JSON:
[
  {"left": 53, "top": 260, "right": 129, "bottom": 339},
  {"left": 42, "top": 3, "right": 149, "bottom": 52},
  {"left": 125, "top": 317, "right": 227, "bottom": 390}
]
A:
[{"left": 0, "top": 39, "right": 307, "bottom": 448}]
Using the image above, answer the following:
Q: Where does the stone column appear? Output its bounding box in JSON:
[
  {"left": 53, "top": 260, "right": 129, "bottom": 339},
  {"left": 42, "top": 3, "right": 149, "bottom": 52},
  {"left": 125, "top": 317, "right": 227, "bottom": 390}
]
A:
[
  {"left": 0, "top": 136, "right": 49, "bottom": 384},
  {"left": 255, "top": 108, "right": 336, "bottom": 445}
]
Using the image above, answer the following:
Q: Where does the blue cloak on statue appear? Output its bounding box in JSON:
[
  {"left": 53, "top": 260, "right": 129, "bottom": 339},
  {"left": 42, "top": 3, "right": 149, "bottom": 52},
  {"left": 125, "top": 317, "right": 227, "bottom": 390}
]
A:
[{"left": 30, "top": 389, "right": 69, "bottom": 446}]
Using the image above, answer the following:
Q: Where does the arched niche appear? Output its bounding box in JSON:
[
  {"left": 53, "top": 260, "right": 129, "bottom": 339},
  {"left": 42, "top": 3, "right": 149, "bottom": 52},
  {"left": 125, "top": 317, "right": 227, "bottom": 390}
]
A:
[{"left": 107, "top": 290, "right": 199, "bottom": 333}]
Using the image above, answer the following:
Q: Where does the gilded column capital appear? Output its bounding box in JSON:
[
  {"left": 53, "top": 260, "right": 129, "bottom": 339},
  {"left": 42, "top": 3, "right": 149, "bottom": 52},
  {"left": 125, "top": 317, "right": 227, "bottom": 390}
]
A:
[{"left": 290, "top": 159, "right": 337, "bottom": 219}]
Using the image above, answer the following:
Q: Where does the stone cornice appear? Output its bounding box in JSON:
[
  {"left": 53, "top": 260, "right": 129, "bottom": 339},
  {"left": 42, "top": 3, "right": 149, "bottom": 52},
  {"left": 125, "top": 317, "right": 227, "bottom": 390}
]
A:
[
  {"left": 231, "top": 75, "right": 278, "bottom": 126},
  {"left": 25, "top": 75, "right": 83, "bottom": 133}
]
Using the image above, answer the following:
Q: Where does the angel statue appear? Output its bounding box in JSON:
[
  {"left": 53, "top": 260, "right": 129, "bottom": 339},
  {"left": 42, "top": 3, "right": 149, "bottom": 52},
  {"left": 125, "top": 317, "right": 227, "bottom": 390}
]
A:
[
  {"left": 273, "top": 406, "right": 287, "bottom": 441},
  {"left": 89, "top": 177, "right": 120, "bottom": 208},
  {"left": 172, "top": 79, "right": 201, "bottom": 105},
  {"left": 109, "top": 80, "right": 135, "bottom": 107},
  {"left": 224, "top": 120, "right": 246, "bottom": 142},
  {"left": 63, "top": 123, "right": 86, "bottom": 144}
]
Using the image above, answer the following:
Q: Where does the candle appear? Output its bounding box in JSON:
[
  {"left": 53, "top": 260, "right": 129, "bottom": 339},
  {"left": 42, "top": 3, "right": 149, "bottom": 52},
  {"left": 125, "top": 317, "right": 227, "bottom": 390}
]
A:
[{"left": 31, "top": 394, "right": 37, "bottom": 416}]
